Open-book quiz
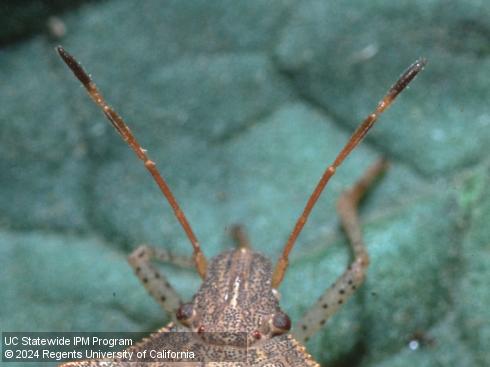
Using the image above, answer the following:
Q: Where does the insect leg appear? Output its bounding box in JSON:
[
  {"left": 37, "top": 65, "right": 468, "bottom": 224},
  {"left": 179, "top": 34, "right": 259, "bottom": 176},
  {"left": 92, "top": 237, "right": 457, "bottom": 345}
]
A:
[
  {"left": 142, "top": 245, "right": 194, "bottom": 269},
  {"left": 293, "top": 158, "right": 388, "bottom": 343},
  {"left": 128, "top": 245, "right": 186, "bottom": 317}
]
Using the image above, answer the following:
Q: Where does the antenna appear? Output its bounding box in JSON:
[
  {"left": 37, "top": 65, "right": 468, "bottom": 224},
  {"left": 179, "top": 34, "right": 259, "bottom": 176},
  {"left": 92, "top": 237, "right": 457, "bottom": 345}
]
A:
[
  {"left": 57, "top": 46, "right": 207, "bottom": 278},
  {"left": 272, "top": 58, "right": 427, "bottom": 288}
]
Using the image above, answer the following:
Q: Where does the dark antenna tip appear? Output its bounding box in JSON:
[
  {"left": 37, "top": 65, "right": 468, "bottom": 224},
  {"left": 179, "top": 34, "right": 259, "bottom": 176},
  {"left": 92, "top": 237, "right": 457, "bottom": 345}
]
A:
[
  {"left": 383, "top": 57, "right": 427, "bottom": 106},
  {"left": 56, "top": 45, "right": 92, "bottom": 86},
  {"left": 408, "top": 58, "right": 427, "bottom": 80},
  {"left": 415, "top": 57, "right": 428, "bottom": 69}
]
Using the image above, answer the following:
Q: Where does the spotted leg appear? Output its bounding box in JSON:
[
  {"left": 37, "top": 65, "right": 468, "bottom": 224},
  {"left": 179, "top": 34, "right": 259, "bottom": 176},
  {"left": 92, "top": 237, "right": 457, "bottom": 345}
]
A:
[
  {"left": 294, "top": 158, "right": 388, "bottom": 342},
  {"left": 128, "top": 245, "right": 193, "bottom": 317}
]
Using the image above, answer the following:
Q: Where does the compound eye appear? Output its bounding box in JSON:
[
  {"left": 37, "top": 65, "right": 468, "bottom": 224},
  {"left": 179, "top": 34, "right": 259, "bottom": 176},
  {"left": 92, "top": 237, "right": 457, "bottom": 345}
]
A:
[
  {"left": 176, "top": 303, "right": 195, "bottom": 326},
  {"left": 271, "top": 311, "right": 291, "bottom": 336}
]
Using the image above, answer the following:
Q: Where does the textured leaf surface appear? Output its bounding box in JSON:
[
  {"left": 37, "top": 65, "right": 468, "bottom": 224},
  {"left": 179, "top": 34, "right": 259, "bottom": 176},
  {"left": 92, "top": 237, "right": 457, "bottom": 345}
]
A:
[{"left": 1, "top": 1, "right": 489, "bottom": 366}]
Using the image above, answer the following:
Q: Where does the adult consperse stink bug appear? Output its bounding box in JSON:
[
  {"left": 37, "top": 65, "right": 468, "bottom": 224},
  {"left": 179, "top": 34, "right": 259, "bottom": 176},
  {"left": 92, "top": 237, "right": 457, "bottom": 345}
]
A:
[{"left": 56, "top": 46, "right": 426, "bottom": 366}]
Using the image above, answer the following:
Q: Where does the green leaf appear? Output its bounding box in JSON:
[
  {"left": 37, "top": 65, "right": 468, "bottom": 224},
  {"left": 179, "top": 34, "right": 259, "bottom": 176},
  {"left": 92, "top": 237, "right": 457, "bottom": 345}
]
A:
[{"left": 1, "top": 1, "right": 488, "bottom": 366}]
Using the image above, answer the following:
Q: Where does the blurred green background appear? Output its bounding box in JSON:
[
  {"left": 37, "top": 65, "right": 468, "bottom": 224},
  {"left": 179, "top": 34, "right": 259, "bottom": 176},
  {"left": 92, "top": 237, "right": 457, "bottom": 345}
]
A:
[{"left": 1, "top": 1, "right": 489, "bottom": 366}]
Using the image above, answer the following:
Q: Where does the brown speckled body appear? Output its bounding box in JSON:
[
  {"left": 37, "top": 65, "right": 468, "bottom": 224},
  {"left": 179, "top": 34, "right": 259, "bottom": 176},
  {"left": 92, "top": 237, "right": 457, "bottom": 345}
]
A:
[
  {"left": 194, "top": 249, "right": 278, "bottom": 338},
  {"left": 61, "top": 249, "right": 318, "bottom": 367}
]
